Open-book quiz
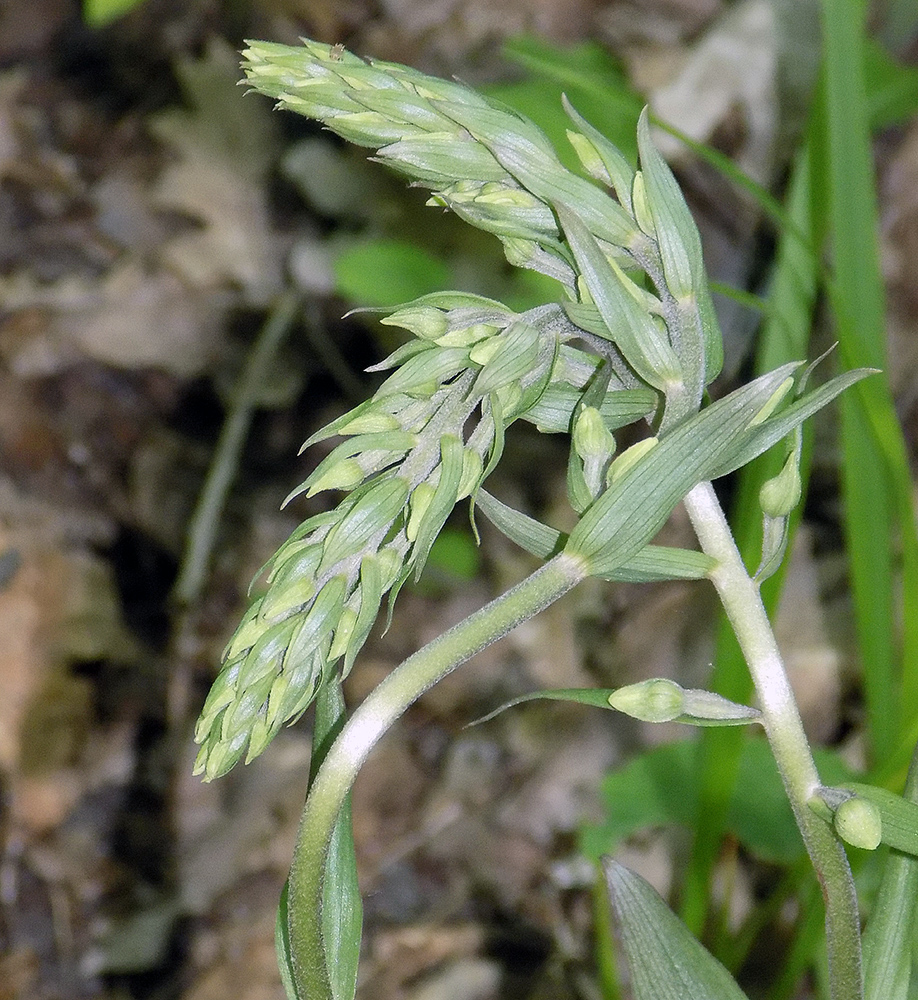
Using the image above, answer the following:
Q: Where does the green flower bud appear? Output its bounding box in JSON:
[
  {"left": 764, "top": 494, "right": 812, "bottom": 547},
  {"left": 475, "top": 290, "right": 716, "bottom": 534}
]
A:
[
  {"left": 377, "top": 346, "right": 471, "bottom": 398},
  {"left": 305, "top": 458, "right": 366, "bottom": 497},
  {"left": 457, "top": 448, "right": 484, "bottom": 500},
  {"left": 494, "top": 382, "right": 523, "bottom": 417},
  {"left": 258, "top": 567, "right": 318, "bottom": 624},
  {"left": 375, "top": 545, "right": 407, "bottom": 591},
  {"left": 335, "top": 411, "right": 403, "bottom": 436},
  {"left": 573, "top": 406, "right": 616, "bottom": 462},
  {"left": 834, "top": 796, "right": 882, "bottom": 850},
  {"left": 608, "top": 678, "right": 685, "bottom": 723},
  {"left": 606, "top": 437, "right": 658, "bottom": 487},
  {"left": 566, "top": 130, "right": 612, "bottom": 186},
  {"left": 469, "top": 338, "right": 502, "bottom": 367},
  {"left": 223, "top": 599, "right": 267, "bottom": 660},
  {"left": 759, "top": 452, "right": 802, "bottom": 518},
  {"left": 436, "top": 323, "right": 500, "bottom": 348},
  {"left": 328, "top": 606, "right": 360, "bottom": 661},
  {"left": 631, "top": 171, "right": 656, "bottom": 237},
  {"left": 382, "top": 306, "right": 450, "bottom": 340},
  {"left": 406, "top": 481, "right": 437, "bottom": 542}
]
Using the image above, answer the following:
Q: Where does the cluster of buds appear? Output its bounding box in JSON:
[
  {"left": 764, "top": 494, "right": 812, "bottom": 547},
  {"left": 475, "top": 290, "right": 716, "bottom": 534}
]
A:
[
  {"left": 194, "top": 294, "right": 568, "bottom": 778},
  {"left": 242, "top": 39, "right": 722, "bottom": 425},
  {"left": 241, "top": 39, "right": 642, "bottom": 289},
  {"left": 195, "top": 38, "right": 781, "bottom": 778}
]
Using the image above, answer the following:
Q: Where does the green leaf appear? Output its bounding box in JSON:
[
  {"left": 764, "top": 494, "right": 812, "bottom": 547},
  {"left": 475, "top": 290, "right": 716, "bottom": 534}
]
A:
[
  {"left": 275, "top": 880, "right": 300, "bottom": 1000},
  {"left": 566, "top": 365, "right": 800, "bottom": 578},
  {"left": 862, "top": 748, "right": 918, "bottom": 1000},
  {"left": 469, "top": 687, "right": 618, "bottom": 727},
  {"left": 310, "top": 682, "right": 362, "bottom": 1000},
  {"left": 707, "top": 368, "right": 873, "bottom": 480},
  {"left": 334, "top": 239, "right": 452, "bottom": 307},
  {"left": 597, "top": 545, "right": 714, "bottom": 583},
  {"left": 602, "top": 859, "right": 751, "bottom": 1000},
  {"left": 476, "top": 489, "right": 714, "bottom": 582},
  {"left": 476, "top": 489, "right": 562, "bottom": 560},
  {"left": 83, "top": 0, "right": 144, "bottom": 26},
  {"left": 580, "top": 739, "right": 855, "bottom": 865},
  {"left": 558, "top": 205, "right": 681, "bottom": 392}
]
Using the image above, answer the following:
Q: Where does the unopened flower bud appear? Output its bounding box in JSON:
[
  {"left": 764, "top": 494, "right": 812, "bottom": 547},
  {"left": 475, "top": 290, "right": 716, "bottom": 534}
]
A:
[
  {"left": 573, "top": 406, "right": 616, "bottom": 462},
  {"left": 406, "top": 481, "right": 436, "bottom": 542},
  {"left": 759, "top": 452, "right": 802, "bottom": 518},
  {"left": 606, "top": 437, "right": 658, "bottom": 487},
  {"left": 382, "top": 306, "right": 450, "bottom": 340},
  {"left": 834, "top": 797, "right": 882, "bottom": 850},
  {"left": 608, "top": 678, "right": 685, "bottom": 723}
]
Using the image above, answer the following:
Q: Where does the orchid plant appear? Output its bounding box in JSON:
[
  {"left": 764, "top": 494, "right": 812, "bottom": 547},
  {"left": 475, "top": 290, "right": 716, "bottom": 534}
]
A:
[{"left": 192, "top": 37, "right": 918, "bottom": 1000}]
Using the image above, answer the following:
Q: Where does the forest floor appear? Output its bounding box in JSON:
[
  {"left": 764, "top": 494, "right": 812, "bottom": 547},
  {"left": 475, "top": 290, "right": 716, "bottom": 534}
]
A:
[{"left": 2, "top": 2, "right": 918, "bottom": 999}]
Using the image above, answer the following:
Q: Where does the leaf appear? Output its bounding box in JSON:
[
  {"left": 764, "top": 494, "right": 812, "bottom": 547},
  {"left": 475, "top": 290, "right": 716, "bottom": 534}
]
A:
[
  {"left": 708, "top": 368, "right": 874, "bottom": 480},
  {"left": 333, "top": 239, "right": 452, "bottom": 307},
  {"left": 310, "top": 681, "right": 362, "bottom": 1000},
  {"left": 476, "top": 489, "right": 562, "bottom": 560},
  {"left": 566, "top": 364, "right": 800, "bottom": 577},
  {"left": 83, "top": 0, "right": 145, "bottom": 26},
  {"left": 476, "top": 489, "right": 714, "bottom": 581},
  {"left": 275, "top": 880, "right": 300, "bottom": 1000},
  {"left": 603, "top": 859, "right": 752, "bottom": 1000},
  {"left": 468, "top": 687, "right": 617, "bottom": 727},
  {"left": 580, "top": 739, "right": 855, "bottom": 865},
  {"left": 862, "top": 748, "right": 918, "bottom": 1000},
  {"left": 840, "top": 783, "right": 918, "bottom": 857}
]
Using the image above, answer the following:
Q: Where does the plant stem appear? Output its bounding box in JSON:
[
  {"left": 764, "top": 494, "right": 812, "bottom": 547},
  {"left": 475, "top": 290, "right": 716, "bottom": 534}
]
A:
[
  {"left": 174, "top": 291, "right": 299, "bottom": 606},
  {"left": 286, "top": 552, "right": 588, "bottom": 999},
  {"left": 683, "top": 480, "right": 862, "bottom": 1000}
]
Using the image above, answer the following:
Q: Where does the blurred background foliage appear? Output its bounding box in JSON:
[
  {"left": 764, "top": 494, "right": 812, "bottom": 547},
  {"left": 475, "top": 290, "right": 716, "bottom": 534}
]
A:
[{"left": 1, "top": 1, "right": 917, "bottom": 998}]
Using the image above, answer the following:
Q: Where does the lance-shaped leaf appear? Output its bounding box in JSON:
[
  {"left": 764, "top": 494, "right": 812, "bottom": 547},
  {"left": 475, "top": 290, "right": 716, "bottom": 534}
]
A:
[
  {"left": 566, "top": 364, "right": 800, "bottom": 577},
  {"left": 862, "top": 748, "right": 918, "bottom": 1000},
  {"left": 476, "top": 489, "right": 713, "bottom": 582},
  {"left": 558, "top": 205, "right": 681, "bottom": 392},
  {"left": 708, "top": 368, "right": 875, "bottom": 480},
  {"left": 603, "top": 859, "right": 751, "bottom": 1000},
  {"left": 520, "top": 383, "right": 657, "bottom": 434}
]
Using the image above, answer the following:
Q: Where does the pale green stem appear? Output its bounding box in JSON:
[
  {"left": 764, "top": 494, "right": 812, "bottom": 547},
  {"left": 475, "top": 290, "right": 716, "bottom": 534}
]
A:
[
  {"left": 684, "top": 480, "right": 862, "bottom": 1000},
  {"left": 287, "top": 552, "right": 588, "bottom": 999}
]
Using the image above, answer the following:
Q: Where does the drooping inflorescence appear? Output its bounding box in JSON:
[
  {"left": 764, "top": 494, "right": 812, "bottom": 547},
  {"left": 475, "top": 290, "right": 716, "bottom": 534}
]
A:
[{"left": 195, "top": 38, "right": 827, "bottom": 780}]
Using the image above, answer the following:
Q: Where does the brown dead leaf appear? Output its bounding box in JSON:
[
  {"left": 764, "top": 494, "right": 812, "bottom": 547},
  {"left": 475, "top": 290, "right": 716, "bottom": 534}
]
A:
[
  {"left": 0, "top": 264, "right": 223, "bottom": 376},
  {"left": 148, "top": 38, "right": 282, "bottom": 304}
]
